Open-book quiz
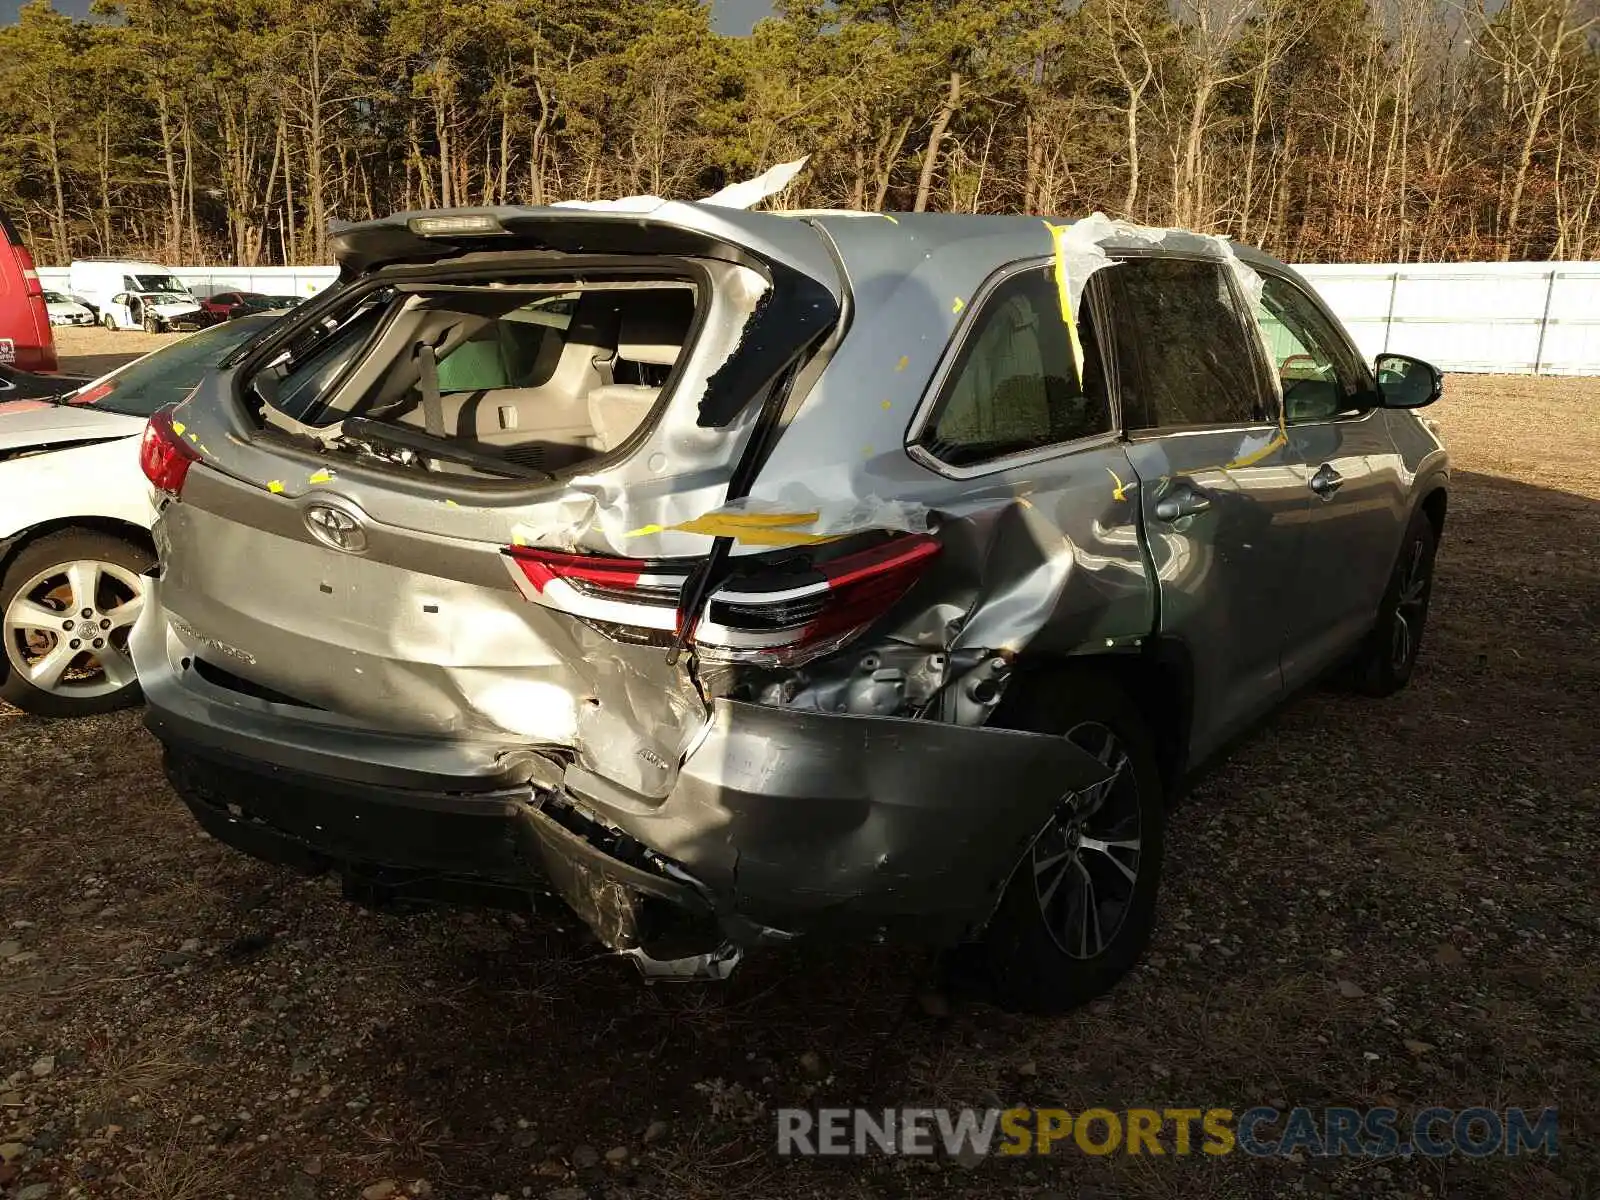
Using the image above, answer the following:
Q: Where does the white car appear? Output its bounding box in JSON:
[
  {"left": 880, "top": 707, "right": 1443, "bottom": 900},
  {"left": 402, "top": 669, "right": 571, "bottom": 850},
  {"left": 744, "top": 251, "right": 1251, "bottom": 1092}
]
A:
[
  {"left": 67, "top": 261, "right": 207, "bottom": 333},
  {"left": 41, "top": 291, "right": 95, "bottom": 327},
  {"left": 0, "top": 314, "right": 278, "bottom": 716}
]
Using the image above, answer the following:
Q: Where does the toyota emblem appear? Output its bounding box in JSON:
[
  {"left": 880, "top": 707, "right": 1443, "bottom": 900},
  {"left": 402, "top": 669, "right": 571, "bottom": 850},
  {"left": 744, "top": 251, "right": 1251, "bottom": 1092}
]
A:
[{"left": 304, "top": 502, "right": 369, "bottom": 554}]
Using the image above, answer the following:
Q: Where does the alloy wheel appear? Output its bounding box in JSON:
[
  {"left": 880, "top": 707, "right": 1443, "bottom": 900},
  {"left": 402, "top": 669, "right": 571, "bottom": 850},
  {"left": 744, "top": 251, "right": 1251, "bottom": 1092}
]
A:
[
  {"left": 1391, "top": 535, "right": 1431, "bottom": 671},
  {"left": 1031, "top": 721, "right": 1143, "bottom": 960},
  {"left": 3, "top": 559, "right": 144, "bottom": 699}
]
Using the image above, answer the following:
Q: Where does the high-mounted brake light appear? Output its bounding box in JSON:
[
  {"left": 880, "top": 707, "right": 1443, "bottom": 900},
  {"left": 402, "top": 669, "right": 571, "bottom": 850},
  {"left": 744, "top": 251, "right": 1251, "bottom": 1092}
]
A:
[
  {"left": 139, "top": 408, "right": 201, "bottom": 497},
  {"left": 408, "top": 214, "right": 507, "bottom": 237},
  {"left": 70, "top": 380, "right": 116, "bottom": 406},
  {"left": 503, "top": 533, "right": 941, "bottom": 667}
]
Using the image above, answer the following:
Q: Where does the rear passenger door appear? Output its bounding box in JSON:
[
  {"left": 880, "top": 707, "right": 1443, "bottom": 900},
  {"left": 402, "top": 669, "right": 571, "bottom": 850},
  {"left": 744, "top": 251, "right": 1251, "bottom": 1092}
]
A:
[
  {"left": 1250, "top": 270, "right": 1411, "bottom": 686},
  {"left": 1103, "top": 255, "right": 1305, "bottom": 764}
]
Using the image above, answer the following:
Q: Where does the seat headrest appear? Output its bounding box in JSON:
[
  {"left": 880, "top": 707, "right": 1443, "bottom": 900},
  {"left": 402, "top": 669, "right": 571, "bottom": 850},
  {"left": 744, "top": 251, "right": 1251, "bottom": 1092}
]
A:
[{"left": 618, "top": 290, "right": 694, "bottom": 367}]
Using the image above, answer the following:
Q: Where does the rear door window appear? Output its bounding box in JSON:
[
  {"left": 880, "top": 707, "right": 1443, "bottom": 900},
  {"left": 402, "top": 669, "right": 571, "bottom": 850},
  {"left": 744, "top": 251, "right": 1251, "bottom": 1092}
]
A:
[
  {"left": 1102, "top": 257, "right": 1269, "bottom": 431},
  {"left": 917, "top": 265, "right": 1112, "bottom": 467}
]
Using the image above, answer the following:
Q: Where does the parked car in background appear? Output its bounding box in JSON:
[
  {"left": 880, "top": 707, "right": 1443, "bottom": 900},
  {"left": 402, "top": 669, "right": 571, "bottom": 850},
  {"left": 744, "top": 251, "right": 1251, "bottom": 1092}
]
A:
[
  {"left": 198, "top": 290, "right": 271, "bottom": 321},
  {"left": 67, "top": 260, "right": 207, "bottom": 333},
  {"left": 0, "top": 208, "right": 57, "bottom": 373},
  {"left": 0, "top": 364, "right": 90, "bottom": 401},
  {"left": 42, "top": 290, "right": 95, "bottom": 327},
  {"left": 132, "top": 207, "right": 1448, "bottom": 1011},
  {"left": 257, "top": 295, "right": 302, "bottom": 310},
  {"left": 1, "top": 313, "right": 280, "bottom": 717}
]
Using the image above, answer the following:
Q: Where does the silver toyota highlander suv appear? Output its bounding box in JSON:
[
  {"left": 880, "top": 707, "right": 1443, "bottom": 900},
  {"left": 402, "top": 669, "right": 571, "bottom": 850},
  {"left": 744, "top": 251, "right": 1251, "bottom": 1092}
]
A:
[{"left": 130, "top": 205, "right": 1448, "bottom": 1011}]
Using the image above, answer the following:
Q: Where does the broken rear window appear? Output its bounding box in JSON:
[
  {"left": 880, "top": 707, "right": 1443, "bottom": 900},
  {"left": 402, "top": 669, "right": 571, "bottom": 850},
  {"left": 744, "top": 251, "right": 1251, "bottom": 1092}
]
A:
[{"left": 255, "top": 278, "right": 699, "bottom": 479}]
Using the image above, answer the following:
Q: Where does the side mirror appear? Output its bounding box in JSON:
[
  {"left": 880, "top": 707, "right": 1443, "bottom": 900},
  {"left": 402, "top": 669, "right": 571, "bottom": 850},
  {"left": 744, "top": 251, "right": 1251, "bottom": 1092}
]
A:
[{"left": 1374, "top": 353, "right": 1442, "bottom": 409}]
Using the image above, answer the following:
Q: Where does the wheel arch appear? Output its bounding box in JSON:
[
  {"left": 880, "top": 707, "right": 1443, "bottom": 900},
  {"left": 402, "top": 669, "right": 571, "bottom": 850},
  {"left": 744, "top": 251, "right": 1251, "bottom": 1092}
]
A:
[
  {"left": 1, "top": 516, "right": 155, "bottom": 581},
  {"left": 998, "top": 641, "right": 1195, "bottom": 806},
  {"left": 1418, "top": 483, "right": 1448, "bottom": 540}
]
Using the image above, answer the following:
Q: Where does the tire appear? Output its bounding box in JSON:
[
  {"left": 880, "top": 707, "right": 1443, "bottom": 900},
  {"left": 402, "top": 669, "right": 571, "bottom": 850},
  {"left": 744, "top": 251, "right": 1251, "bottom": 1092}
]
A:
[
  {"left": 963, "top": 667, "right": 1167, "bottom": 1013},
  {"left": 102, "top": 313, "right": 118, "bottom": 331},
  {"left": 1350, "top": 511, "right": 1438, "bottom": 697},
  {"left": 0, "top": 530, "right": 153, "bottom": 718},
  {"left": 143, "top": 314, "right": 161, "bottom": 334}
]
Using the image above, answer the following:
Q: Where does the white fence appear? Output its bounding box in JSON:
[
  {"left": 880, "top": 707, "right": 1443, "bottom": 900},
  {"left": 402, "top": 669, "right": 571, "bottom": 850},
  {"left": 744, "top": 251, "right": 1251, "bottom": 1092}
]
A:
[
  {"left": 41, "top": 259, "right": 1600, "bottom": 376},
  {"left": 1295, "top": 262, "right": 1600, "bottom": 376}
]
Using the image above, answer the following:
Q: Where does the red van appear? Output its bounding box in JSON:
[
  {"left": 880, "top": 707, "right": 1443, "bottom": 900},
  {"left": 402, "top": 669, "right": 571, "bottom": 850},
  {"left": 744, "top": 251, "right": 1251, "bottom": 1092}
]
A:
[{"left": 0, "top": 208, "right": 58, "bottom": 373}]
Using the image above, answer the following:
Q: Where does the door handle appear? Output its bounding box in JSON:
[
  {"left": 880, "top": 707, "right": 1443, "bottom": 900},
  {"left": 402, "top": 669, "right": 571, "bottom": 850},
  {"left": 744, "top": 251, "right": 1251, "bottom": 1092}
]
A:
[
  {"left": 1154, "top": 485, "right": 1212, "bottom": 522},
  {"left": 1309, "top": 463, "right": 1344, "bottom": 498}
]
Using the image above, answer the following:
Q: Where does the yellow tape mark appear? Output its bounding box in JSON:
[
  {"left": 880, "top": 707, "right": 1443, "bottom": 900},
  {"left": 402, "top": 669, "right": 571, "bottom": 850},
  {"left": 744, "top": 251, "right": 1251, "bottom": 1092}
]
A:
[
  {"left": 1107, "top": 467, "right": 1133, "bottom": 501},
  {"left": 197, "top": 445, "right": 210, "bottom": 455},
  {"left": 627, "top": 509, "right": 833, "bottom": 546},
  {"left": 267, "top": 480, "right": 285, "bottom": 495},
  {"left": 881, "top": 399, "right": 892, "bottom": 411},
  {"left": 187, "top": 433, "right": 199, "bottom": 443},
  {"left": 877, "top": 213, "right": 899, "bottom": 225},
  {"left": 171, "top": 421, "right": 186, "bottom": 436},
  {"left": 1044, "top": 220, "right": 1086, "bottom": 384},
  {"left": 444, "top": 499, "right": 459, "bottom": 507},
  {"left": 308, "top": 468, "right": 335, "bottom": 485},
  {"left": 1221, "top": 429, "right": 1288, "bottom": 471},
  {"left": 688, "top": 523, "right": 834, "bottom": 547},
  {"left": 895, "top": 355, "right": 910, "bottom": 372},
  {"left": 951, "top": 297, "right": 965, "bottom": 315}
]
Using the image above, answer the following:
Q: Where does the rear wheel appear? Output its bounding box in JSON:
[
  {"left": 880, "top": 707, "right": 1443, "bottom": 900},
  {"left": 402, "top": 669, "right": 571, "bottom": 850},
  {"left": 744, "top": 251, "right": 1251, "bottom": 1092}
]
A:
[
  {"left": 1350, "top": 511, "right": 1438, "bottom": 697},
  {"left": 1, "top": 531, "right": 152, "bottom": 717},
  {"left": 102, "top": 312, "right": 117, "bottom": 331},
  {"left": 969, "top": 668, "right": 1166, "bottom": 1013}
]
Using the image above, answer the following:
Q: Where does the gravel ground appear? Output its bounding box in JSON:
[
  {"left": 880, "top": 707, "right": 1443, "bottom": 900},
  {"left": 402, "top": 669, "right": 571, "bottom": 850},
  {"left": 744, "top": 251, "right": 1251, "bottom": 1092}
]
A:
[
  {"left": 53, "top": 326, "right": 187, "bottom": 380},
  {"left": 2, "top": 375, "right": 1596, "bottom": 1200}
]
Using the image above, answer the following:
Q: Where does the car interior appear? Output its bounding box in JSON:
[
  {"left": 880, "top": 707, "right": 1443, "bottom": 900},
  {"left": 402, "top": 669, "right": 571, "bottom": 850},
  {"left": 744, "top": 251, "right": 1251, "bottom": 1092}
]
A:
[{"left": 299, "top": 282, "right": 698, "bottom": 475}]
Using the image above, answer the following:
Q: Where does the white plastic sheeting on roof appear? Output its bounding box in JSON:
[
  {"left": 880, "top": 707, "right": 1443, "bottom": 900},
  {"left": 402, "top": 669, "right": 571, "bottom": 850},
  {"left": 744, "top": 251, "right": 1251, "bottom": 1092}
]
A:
[{"left": 550, "top": 157, "right": 809, "bottom": 214}]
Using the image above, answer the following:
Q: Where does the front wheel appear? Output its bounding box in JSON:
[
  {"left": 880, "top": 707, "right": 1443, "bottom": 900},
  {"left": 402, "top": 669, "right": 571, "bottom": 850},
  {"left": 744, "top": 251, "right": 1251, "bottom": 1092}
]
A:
[
  {"left": 0, "top": 530, "right": 153, "bottom": 717},
  {"left": 966, "top": 668, "right": 1167, "bottom": 1013},
  {"left": 1350, "top": 511, "right": 1438, "bottom": 697},
  {"left": 143, "top": 314, "right": 162, "bottom": 334}
]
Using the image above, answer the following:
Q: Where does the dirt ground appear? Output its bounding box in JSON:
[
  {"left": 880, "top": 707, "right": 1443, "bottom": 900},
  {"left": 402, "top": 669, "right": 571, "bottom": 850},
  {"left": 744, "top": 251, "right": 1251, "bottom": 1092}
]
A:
[
  {"left": 53, "top": 325, "right": 186, "bottom": 380},
  {"left": 2, "top": 375, "right": 1596, "bottom": 1200}
]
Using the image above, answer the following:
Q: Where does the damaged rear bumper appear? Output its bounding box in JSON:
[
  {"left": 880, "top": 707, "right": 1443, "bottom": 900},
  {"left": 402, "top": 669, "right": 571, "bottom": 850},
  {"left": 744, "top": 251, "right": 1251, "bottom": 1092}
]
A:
[{"left": 140, "top": 627, "right": 1109, "bottom": 971}]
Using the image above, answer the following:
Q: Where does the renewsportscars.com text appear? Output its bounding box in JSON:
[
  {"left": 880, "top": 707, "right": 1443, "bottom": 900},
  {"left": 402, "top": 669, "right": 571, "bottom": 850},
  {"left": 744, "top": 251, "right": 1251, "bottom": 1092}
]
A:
[{"left": 776, "top": 1106, "right": 1558, "bottom": 1159}]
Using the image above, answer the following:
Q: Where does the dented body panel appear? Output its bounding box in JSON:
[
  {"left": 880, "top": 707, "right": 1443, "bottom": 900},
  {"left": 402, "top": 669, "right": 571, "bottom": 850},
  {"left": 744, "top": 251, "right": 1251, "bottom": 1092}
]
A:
[{"left": 133, "top": 204, "right": 1450, "bottom": 974}]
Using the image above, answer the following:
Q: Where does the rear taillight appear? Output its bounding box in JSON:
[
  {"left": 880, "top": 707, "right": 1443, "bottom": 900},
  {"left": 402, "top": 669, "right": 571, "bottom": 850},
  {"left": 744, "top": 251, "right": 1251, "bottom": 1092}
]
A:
[
  {"left": 694, "top": 535, "right": 940, "bottom": 665},
  {"left": 504, "top": 533, "right": 941, "bottom": 667},
  {"left": 139, "top": 408, "right": 201, "bottom": 497},
  {"left": 506, "top": 547, "right": 688, "bottom": 631}
]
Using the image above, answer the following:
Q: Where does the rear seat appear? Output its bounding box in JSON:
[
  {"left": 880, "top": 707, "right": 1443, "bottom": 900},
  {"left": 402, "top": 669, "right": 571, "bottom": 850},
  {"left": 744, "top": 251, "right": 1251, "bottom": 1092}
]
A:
[{"left": 587, "top": 292, "right": 694, "bottom": 451}]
